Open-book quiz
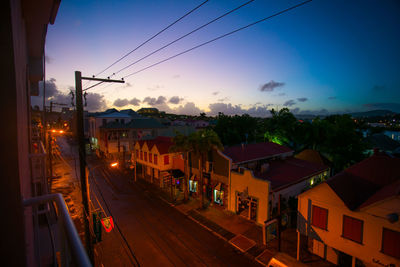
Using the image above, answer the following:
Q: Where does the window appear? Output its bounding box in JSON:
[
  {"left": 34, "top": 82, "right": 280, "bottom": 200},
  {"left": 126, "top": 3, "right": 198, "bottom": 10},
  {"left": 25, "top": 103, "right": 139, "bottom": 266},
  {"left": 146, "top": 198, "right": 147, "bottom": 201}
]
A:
[
  {"left": 382, "top": 228, "right": 400, "bottom": 259},
  {"left": 214, "top": 190, "right": 223, "bottom": 205},
  {"left": 311, "top": 205, "right": 328, "bottom": 230},
  {"left": 102, "top": 119, "right": 107, "bottom": 126},
  {"left": 164, "top": 155, "right": 169, "bottom": 165},
  {"left": 144, "top": 152, "right": 147, "bottom": 161},
  {"left": 342, "top": 215, "right": 363, "bottom": 243},
  {"left": 189, "top": 180, "right": 197, "bottom": 192},
  {"left": 149, "top": 153, "right": 152, "bottom": 163},
  {"left": 154, "top": 154, "right": 158, "bottom": 165},
  {"left": 136, "top": 150, "right": 139, "bottom": 159},
  {"left": 121, "top": 119, "right": 125, "bottom": 124},
  {"left": 140, "top": 151, "right": 143, "bottom": 160}
]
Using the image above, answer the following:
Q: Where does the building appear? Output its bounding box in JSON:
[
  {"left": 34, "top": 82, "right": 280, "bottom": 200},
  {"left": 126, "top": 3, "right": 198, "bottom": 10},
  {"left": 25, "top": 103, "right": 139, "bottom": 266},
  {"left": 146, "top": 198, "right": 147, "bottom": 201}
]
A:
[
  {"left": 134, "top": 137, "right": 184, "bottom": 195},
  {"left": 297, "top": 151, "right": 400, "bottom": 267},
  {"left": 225, "top": 144, "right": 329, "bottom": 225},
  {"left": 2, "top": 0, "right": 89, "bottom": 265}
]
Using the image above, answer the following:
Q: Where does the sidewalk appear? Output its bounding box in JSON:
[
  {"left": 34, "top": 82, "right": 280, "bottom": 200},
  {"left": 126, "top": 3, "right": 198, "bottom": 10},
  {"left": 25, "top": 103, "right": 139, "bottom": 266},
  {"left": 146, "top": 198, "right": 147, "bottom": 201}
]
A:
[{"left": 134, "top": 177, "right": 335, "bottom": 267}]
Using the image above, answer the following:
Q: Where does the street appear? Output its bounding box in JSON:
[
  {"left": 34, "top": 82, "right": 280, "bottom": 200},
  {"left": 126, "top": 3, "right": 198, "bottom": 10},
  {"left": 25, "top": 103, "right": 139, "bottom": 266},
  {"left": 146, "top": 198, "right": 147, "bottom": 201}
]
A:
[{"left": 55, "top": 136, "right": 261, "bottom": 267}]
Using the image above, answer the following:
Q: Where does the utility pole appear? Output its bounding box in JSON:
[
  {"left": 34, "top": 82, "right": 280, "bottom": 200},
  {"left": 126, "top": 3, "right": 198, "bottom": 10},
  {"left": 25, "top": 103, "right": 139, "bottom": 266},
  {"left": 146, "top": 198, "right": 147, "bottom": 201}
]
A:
[{"left": 75, "top": 71, "right": 124, "bottom": 264}]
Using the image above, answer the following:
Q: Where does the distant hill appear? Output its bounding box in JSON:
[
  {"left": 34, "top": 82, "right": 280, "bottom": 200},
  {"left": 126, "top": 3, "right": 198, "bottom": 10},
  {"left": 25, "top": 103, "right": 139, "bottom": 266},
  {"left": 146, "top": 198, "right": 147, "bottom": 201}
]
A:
[{"left": 349, "top": 110, "right": 396, "bottom": 118}]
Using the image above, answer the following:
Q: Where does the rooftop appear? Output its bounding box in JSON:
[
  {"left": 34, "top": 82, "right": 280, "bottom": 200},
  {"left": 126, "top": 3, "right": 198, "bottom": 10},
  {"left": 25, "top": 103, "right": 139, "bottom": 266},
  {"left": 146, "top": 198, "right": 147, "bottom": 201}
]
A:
[
  {"left": 327, "top": 152, "right": 400, "bottom": 210},
  {"left": 255, "top": 157, "right": 328, "bottom": 190},
  {"left": 223, "top": 142, "right": 293, "bottom": 164}
]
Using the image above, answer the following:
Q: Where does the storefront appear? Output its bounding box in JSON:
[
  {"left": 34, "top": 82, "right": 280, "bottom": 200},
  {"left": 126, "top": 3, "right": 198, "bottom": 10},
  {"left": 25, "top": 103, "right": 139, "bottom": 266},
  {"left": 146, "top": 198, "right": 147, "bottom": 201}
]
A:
[{"left": 213, "top": 183, "right": 224, "bottom": 206}]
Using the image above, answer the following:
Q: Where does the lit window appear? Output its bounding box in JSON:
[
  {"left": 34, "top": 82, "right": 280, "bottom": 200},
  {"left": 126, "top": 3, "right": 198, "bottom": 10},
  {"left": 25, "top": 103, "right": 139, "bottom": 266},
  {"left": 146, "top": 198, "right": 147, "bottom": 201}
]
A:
[
  {"left": 189, "top": 180, "right": 197, "bottom": 192},
  {"left": 342, "top": 215, "right": 363, "bottom": 243},
  {"left": 311, "top": 205, "right": 328, "bottom": 230},
  {"left": 214, "top": 190, "right": 223, "bottom": 205},
  {"left": 382, "top": 228, "right": 400, "bottom": 259}
]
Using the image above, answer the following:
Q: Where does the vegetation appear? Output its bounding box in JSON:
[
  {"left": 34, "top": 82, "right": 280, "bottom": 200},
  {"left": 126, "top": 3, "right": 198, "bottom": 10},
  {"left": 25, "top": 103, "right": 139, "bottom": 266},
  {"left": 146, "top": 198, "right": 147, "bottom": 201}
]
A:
[
  {"left": 214, "top": 108, "right": 368, "bottom": 173},
  {"left": 171, "top": 129, "right": 223, "bottom": 208}
]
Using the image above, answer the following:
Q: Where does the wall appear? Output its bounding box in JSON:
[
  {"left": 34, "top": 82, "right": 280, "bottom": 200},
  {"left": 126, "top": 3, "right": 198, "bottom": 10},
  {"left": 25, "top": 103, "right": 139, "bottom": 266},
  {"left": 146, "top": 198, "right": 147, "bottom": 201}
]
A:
[
  {"left": 298, "top": 183, "right": 400, "bottom": 266},
  {"left": 229, "top": 169, "right": 270, "bottom": 225}
]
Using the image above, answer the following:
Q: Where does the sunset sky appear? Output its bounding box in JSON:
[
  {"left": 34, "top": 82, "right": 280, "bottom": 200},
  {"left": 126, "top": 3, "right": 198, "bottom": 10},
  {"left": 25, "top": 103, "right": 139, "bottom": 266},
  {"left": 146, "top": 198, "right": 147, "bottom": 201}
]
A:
[{"left": 36, "top": 0, "right": 400, "bottom": 116}]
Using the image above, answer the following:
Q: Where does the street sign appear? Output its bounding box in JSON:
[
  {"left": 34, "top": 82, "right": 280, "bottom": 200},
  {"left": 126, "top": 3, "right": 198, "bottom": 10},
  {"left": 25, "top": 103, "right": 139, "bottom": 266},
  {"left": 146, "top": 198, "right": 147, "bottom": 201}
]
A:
[{"left": 101, "top": 216, "right": 114, "bottom": 233}]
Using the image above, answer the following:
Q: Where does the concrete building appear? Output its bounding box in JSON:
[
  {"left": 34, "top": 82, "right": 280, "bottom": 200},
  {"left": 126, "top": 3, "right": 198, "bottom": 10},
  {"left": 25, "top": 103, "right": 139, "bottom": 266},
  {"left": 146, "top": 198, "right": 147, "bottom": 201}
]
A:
[
  {"left": 2, "top": 0, "right": 89, "bottom": 265},
  {"left": 297, "top": 151, "right": 400, "bottom": 267}
]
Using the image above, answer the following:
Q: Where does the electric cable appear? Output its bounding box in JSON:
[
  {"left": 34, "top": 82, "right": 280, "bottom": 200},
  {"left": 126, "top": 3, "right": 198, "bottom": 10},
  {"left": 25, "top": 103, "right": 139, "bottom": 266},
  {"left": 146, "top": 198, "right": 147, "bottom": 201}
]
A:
[
  {"left": 94, "top": 0, "right": 210, "bottom": 78},
  {"left": 122, "top": 0, "right": 312, "bottom": 80},
  {"left": 112, "top": 0, "right": 255, "bottom": 77}
]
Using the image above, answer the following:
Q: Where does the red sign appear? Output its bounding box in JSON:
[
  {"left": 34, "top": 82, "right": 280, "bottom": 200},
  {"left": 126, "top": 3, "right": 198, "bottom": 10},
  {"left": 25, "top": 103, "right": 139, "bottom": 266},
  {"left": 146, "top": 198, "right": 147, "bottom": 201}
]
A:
[{"left": 101, "top": 216, "right": 114, "bottom": 233}]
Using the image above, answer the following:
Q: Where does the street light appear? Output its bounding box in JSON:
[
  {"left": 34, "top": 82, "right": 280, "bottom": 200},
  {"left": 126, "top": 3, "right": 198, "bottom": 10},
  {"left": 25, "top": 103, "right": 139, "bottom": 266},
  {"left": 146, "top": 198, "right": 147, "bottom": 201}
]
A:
[{"left": 110, "top": 162, "right": 118, "bottom": 168}]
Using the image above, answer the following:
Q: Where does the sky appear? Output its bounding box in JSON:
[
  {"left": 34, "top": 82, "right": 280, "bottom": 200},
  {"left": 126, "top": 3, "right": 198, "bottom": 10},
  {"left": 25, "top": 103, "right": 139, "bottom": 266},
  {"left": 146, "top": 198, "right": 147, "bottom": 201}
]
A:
[{"left": 33, "top": 0, "right": 400, "bottom": 116}]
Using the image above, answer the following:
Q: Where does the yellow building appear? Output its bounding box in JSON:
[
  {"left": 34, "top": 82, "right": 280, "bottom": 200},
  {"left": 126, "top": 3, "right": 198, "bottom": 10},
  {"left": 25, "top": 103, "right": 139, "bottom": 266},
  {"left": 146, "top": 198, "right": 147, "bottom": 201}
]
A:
[{"left": 297, "top": 152, "right": 400, "bottom": 267}]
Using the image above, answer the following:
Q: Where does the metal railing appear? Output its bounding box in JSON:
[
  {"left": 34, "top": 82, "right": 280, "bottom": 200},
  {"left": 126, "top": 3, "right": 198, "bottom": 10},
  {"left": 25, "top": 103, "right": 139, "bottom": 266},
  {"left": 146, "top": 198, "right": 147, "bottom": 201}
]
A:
[{"left": 23, "top": 193, "right": 92, "bottom": 267}]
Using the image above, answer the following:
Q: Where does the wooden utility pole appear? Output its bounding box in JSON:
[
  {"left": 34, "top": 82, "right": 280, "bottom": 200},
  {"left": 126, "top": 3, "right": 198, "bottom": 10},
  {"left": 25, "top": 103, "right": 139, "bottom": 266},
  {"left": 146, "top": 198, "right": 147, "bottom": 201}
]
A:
[{"left": 75, "top": 71, "right": 124, "bottom": 264}]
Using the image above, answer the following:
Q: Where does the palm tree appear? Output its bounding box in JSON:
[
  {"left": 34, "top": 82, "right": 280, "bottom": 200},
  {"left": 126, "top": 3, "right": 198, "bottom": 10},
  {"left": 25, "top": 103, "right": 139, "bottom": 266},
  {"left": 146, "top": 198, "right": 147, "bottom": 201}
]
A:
[
  {"left": 188, "top": 129, "right": 223, "bottom": 209},
  {"left": 170, "top": 132, "right": 191, "bottom": 202}
]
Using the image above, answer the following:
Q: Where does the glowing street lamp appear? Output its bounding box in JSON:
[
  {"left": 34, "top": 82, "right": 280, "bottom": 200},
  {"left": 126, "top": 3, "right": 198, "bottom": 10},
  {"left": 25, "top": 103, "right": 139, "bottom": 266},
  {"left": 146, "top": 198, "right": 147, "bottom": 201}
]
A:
[
  {"left": 59, "top": 130, "right": 64, "bottom": 134},
  {"left": 110, "top": 162, "right": 118, "bottom": 168}
]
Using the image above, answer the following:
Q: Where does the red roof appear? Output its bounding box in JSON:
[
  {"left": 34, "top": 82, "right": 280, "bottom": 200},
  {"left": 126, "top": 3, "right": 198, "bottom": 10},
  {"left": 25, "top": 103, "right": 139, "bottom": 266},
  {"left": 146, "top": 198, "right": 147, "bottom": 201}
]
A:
[
  {"left": 223, "top": 142, "right": 293, "bottom": 164},
  {"left": 136, "top": 136, "right": 174, "bottom": 155},
  {"left": 327, "top": 152, "right": 400, "bottom": 210},
  {"left": 255, "top": 158, "right": 328, "bottom": 190}
]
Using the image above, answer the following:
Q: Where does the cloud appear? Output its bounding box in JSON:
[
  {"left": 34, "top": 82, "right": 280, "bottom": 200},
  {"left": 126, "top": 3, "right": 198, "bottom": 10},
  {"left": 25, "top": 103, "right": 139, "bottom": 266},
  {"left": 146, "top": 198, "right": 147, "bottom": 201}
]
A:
[
  {"left": 291, "top": 108, "right": 329, "bottom": 115},
  {"left": 283, "top": 100, "right": 296, "bottom": 106},
  {"left": 217, "top": 97, "right": 229, "bottom": 102},
  {"left": 143, "top": 96, "right": 167, "bottom": 106},
  {"left": 372, "top": 85, "right": 386, "bottom": 91},
  {"left": 172, "top": 74, "right": 180, "bottom": 79},
  {"left": 207, "top": 103, "right": 272, "bottom": 117},
  {"left": 169, "top": 96, "right": 183, "bottom": 104},
  {"left": 328, "top": 96, "right": 336, "bottom": 100},
  {"left": 147, "top": 85, "right": 163, "bottom": 91},
  {"left": 113, "top": 98, "right": 129, "bottom": 107},
  {"left": 85, "top": 93, "right": 107, "bottom": 111},
  {"left": 129, "top": 98, "right": 141, "bottom": 106},
  {"left": 174, "top": 102, "right": 203, "bottom": 115},
  {"left": 278, "top": 93, "right": 286, "bottom": 96},
  {"left": 212, "top": 91, "right": 220, "bottom": 95},
  {"left": 363, "top": 103, "right": 400, "bottom": 112},
  {"left": 297, "top": 97, "right": 308, "bottom": 102},
  {"left": 259, "top": 80, "right": 285, "bottom": 92}
]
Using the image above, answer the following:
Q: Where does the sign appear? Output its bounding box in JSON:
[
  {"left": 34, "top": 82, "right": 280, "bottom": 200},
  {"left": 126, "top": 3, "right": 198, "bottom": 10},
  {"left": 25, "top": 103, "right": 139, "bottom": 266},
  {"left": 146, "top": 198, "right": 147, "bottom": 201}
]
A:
[{"left": 101, "top": 216, "right": 114, "bottom": 233}]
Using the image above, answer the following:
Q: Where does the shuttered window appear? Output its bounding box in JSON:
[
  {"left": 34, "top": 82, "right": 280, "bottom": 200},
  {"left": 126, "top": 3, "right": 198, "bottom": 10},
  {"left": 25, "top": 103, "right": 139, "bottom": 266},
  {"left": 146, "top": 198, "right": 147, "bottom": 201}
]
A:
[
  {"left": 154, "top": 154, "right": 158, "bottom": 165},
  {"left": 149, "top": 153, "right": 152, "bottom": 163},
  {"left": 342, "top": 215, "right": 363, "bottom": 243},
  {"left": 140, "top": 151, "right": 143, "bottom": 160},
  {"left": 136, "top": 150, "right": 139, "bottom": 158},
  {"left": 311, "top": 205, "right": 328, "bottom": 230},
  {"left": 144, "top": 152, "right": 147, "bottom": 161},
  {"left": 164, "top": 155, "right": 169, "bottom": 165},
  {"left": 382, "top": 228, "right": 400, "bottom": 259}
]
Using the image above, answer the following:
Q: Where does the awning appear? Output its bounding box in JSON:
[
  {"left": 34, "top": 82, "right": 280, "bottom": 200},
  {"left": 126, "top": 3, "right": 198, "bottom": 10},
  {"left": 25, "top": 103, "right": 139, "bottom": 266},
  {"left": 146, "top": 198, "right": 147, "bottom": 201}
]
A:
[{"left": 215, "top": 183, "right": 222, "bottom": 191}]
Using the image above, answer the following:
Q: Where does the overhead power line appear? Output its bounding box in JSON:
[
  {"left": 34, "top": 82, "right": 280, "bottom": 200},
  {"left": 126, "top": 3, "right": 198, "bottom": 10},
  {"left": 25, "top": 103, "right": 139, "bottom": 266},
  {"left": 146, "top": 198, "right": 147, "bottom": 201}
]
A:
[
  {"left": 94, "top": 0, "right": 210, "bottom": 77},
  {"left": 112, "top": 0, "right": 255, "bottom": 76},
  {"left": 122, "top": 0, "right": 312, "bottom": 80}
]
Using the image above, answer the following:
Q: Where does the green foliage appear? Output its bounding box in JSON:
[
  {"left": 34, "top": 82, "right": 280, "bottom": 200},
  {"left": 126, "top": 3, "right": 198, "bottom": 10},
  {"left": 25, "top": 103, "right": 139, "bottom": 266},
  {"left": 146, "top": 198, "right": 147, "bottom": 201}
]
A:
[{"left": 214, "top": 113, "right": 258, "bottom": 146}]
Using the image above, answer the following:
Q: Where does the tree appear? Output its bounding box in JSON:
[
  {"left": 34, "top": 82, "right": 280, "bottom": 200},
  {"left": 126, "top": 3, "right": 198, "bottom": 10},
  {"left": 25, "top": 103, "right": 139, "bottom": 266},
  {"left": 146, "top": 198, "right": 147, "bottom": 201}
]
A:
[
  {"left": 188, "top": 129, "right": 223, "bottom": 209},
  {"left": 170, "top": 132, "right": 191, "bottom": 202}
]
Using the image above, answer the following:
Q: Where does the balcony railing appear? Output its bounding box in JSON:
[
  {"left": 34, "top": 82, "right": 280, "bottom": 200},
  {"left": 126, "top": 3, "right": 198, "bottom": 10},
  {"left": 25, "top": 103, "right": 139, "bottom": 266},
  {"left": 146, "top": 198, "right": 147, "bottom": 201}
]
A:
[{"left": 23, "top": 193, "right": 91, "bottom": 267}]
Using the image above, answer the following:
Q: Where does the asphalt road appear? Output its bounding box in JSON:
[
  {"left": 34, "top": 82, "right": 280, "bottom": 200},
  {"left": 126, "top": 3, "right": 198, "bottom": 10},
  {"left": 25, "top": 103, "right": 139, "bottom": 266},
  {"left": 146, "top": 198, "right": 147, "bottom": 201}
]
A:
[{"left": 87, "top": 158, "right": 262, "bottom": 267}]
